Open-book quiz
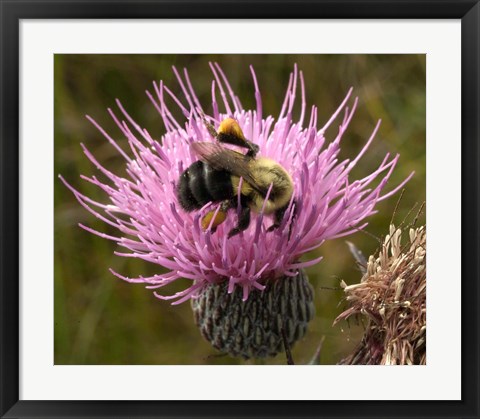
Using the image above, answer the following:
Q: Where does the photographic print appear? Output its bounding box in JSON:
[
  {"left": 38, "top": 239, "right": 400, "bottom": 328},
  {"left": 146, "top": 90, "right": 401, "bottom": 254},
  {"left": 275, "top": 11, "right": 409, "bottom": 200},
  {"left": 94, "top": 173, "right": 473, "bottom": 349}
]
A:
[{"left": 54, "top": 54, "right": 426, "bottom": 365}]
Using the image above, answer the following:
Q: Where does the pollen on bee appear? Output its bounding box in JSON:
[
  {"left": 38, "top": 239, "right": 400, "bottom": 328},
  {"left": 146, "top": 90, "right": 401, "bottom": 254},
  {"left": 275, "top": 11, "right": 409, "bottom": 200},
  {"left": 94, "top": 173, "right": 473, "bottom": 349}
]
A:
[{"left": 201, "top": 209, "right": 227, "bottom": 230}]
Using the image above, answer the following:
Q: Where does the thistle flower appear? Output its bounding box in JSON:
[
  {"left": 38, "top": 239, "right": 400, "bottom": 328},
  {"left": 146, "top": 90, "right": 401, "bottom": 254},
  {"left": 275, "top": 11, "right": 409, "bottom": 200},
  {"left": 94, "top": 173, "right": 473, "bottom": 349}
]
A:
[
  {"left": 60, "top": 63, "right": 411, "bottom": 359},
  {"left": 335, "top": 224, "right": 426, "bottom": 365}
]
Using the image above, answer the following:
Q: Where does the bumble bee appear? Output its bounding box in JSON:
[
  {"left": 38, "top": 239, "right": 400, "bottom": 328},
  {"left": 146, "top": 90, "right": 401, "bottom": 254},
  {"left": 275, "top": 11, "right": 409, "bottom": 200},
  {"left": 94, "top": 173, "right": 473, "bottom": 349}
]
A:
[{"left": 176, "top": 117, "right": 295, "bottom": 238}]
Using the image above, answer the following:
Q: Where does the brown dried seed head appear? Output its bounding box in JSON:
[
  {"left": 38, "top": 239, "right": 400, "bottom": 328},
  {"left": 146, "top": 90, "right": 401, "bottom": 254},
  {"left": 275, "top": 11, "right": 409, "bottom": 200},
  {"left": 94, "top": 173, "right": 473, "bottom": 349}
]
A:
[{"left": 335, "top": 225, "right": 426, "bottom": 365}]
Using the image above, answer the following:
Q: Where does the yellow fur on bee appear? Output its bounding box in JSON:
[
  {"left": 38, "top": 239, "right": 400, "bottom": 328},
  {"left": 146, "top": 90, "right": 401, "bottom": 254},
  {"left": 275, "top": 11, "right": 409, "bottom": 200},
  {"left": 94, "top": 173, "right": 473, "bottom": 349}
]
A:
[
  {"left": 231, "top": 175, "right": 253, "bottom": 195},
  {"left": 218, "top": 118, "right": 246, "bottom": 140}
]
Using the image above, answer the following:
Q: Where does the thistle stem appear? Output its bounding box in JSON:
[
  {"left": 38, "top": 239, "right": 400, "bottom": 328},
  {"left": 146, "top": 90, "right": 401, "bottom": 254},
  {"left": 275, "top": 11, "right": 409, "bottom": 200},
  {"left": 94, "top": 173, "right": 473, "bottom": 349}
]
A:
[{"left": 281, "top": 327, "right": 295, "bottom": 365}]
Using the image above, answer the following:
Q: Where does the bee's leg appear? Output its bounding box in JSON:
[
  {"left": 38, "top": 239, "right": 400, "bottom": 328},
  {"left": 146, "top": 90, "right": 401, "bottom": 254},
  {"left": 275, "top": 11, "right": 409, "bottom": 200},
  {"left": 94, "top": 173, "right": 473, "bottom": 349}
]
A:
[
  {"left": 202, "top": 115, "right": 219, "bottom": 139},
  {"left": 220, "top": 199, "right": 232, "bottom": 212},
  {"left": 245, "top": 142, "right": 260, "bottom": 158},
  {"left": 267, "top": 200, "right": 297, "bottom": 234},
  {"left": 266, "top": 205, "right": 287, "bottom": 232},
  {"left": 227, "top": 205, "right": 251, "bottom": 238}
]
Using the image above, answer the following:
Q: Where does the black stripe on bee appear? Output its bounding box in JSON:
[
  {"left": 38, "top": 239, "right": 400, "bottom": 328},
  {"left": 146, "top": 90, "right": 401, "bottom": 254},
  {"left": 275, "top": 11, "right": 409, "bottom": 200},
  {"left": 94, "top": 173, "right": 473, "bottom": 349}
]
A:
[{"left": 177, "top": 161, "right": 233, "bottom": 211}]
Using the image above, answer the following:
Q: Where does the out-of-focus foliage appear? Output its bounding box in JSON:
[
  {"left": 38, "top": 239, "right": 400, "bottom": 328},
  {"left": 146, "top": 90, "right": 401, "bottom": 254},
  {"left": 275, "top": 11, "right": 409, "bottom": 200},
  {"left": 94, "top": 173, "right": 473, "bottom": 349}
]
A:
[{"left": 54, "top": 54, "right": 425, "bottom": 365}]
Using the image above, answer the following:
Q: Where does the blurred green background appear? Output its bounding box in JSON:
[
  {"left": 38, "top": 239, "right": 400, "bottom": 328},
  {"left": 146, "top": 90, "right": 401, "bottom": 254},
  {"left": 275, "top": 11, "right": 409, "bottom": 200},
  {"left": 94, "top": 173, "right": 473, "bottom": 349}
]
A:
[{"left": 54, "top": 54, "right": 426, "bottom": 365}]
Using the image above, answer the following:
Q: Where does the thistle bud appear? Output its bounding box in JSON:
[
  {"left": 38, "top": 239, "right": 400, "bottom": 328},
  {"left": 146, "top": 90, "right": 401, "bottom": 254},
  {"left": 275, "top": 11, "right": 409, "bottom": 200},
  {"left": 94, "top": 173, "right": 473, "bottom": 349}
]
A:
[{"left": 191, "top": 270, "right": 315, "bottom": 359}]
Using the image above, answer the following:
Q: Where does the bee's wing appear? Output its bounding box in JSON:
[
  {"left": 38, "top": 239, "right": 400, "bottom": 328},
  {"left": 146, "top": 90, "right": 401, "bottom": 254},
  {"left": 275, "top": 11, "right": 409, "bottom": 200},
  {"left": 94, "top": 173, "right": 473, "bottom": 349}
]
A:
[{"left": 191, "top": 142, "right": 266, "bottom": 195}]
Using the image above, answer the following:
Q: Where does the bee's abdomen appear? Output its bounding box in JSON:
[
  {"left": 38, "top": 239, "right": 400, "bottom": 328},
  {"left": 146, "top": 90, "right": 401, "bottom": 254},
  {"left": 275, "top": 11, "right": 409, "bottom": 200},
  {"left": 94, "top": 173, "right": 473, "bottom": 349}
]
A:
[
  {"left": 177, "top": 161, "right": 233, "bottom": 211},
  {"left": 204, "top": 164, "right": 233, "bottom": 201}
]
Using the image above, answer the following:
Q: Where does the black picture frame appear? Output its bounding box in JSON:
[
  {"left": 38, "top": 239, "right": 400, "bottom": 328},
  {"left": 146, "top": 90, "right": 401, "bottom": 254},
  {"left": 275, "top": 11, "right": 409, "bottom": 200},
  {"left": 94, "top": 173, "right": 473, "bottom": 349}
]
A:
[{"left": 1, "top": 1, "right": 478, "bottom": 418}]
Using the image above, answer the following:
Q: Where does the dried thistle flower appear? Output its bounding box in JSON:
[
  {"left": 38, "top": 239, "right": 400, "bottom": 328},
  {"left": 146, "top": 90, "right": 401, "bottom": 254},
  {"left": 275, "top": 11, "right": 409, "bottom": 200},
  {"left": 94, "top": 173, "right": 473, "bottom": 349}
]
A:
[
  {"left": 335, "top": 224, "right": 426, "bottom": 365},
  {"left": 60, "top": 64, "right": 412, "bottom": 360}
]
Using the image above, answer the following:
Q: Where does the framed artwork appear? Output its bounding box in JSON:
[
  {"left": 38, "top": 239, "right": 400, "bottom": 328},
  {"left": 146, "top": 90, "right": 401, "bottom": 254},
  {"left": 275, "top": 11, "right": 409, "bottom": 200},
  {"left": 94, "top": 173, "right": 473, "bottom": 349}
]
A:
[{"left": 1, "top": 1, "right": 478, "bottom": 418}]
